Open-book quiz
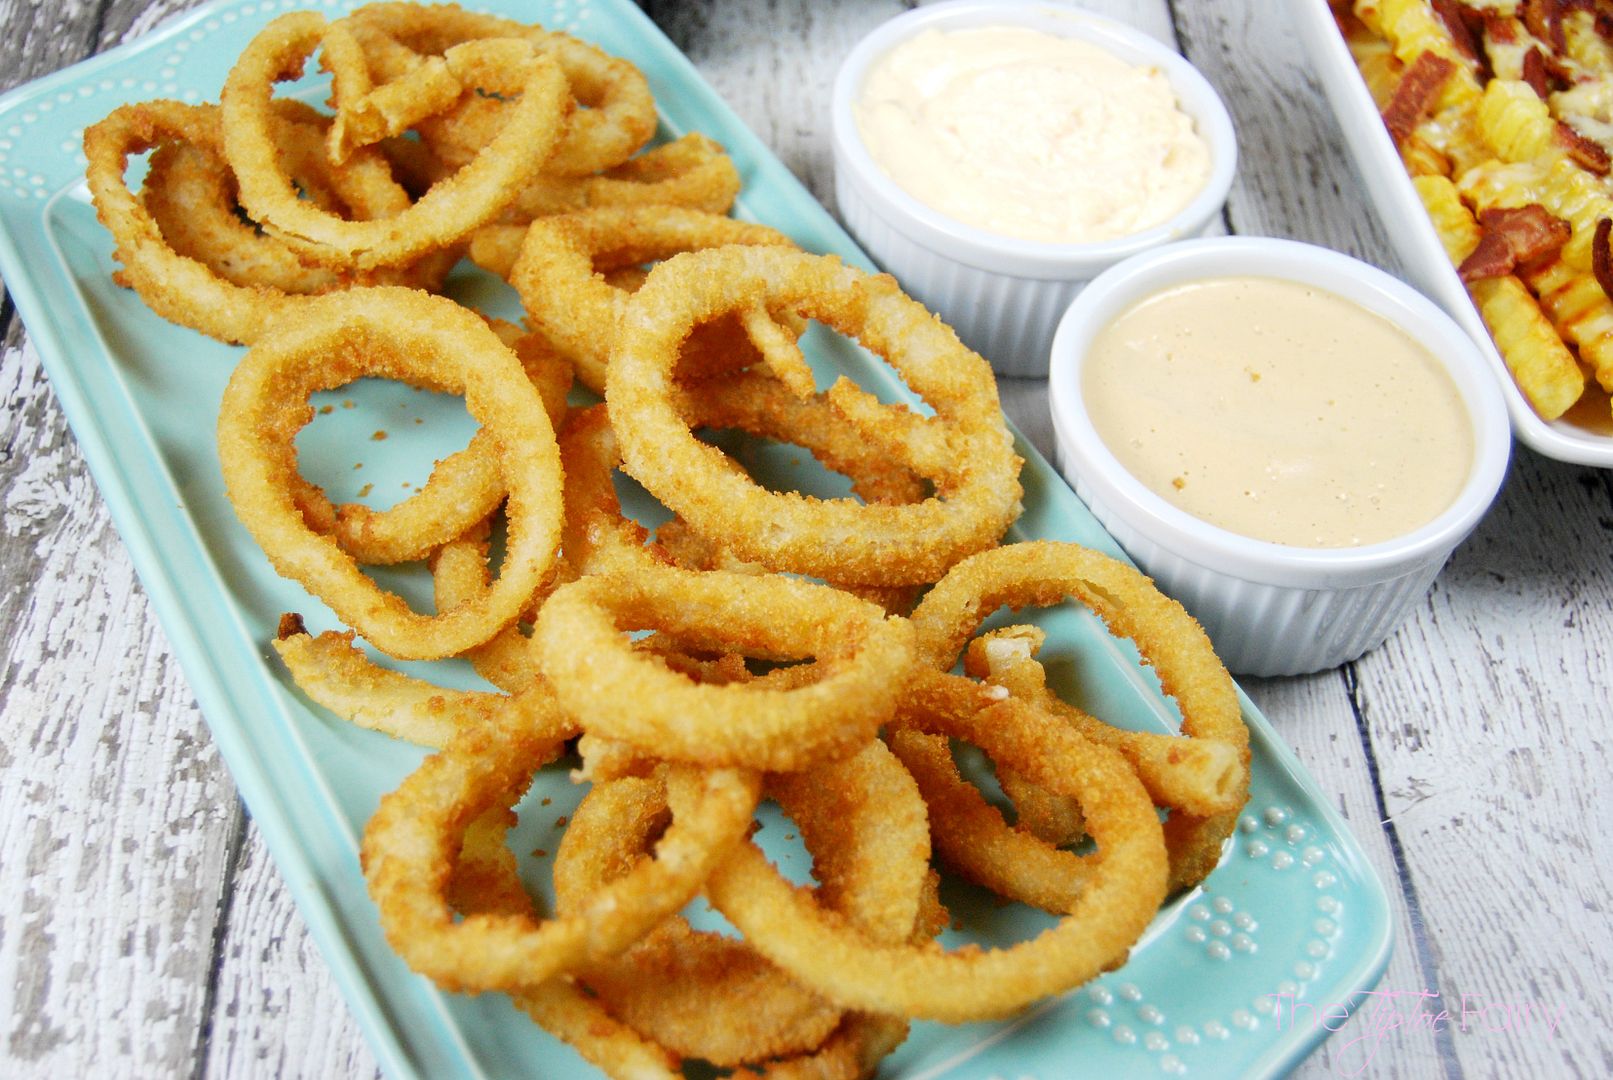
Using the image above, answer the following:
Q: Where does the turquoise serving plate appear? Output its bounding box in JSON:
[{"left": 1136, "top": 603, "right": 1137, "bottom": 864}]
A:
[{"left": 0, "top": 1, "right": 1393, "bottom": 1077}]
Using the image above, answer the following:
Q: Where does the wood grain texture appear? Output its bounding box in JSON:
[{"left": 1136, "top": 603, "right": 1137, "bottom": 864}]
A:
[
  {"left": 1350, "top": 452, "right": 1613, "bottom": 1079},
  {"left": 1, "top": 0, "right": 1608, "bottom": 1078},
  {"left": 199, "top": 819, "right": 380, "bottom": 1080},
  {"left": 0, "top": 4, "right": 238, "bottom": 1079},
  {"left": 0, "top": 328, "right": 241, "bottom": 1077}
]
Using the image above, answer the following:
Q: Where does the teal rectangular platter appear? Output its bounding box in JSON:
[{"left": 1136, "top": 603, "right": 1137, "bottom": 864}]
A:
[{"left": 0, "top": 1, "right": 1394, "bottom": 1077}]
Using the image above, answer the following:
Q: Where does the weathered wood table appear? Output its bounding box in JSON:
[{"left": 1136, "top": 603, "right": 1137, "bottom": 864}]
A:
[{"left": 1, "top": 1, "right": 1608, "bottom": 1077}]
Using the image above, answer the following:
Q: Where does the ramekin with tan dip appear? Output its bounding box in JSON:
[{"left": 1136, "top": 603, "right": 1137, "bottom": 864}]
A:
[
  {"left": 831, "top": 1, "right": 1236, "bottom": 377},
  {"left": 1048, "top": 237, "right": 1512, "bottom": 677}
]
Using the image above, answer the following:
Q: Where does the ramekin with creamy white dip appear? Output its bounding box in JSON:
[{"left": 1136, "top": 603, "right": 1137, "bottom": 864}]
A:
[
  {"left": 831, "top": 1, "right": 1236, "bottom": 377},
  {"left": 1048, "top": 237, "right": 1512, "bottom": 677}
]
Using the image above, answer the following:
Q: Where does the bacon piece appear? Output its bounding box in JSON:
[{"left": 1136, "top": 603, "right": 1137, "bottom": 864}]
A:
[
  {"left": 1523, "top": 0, "right": 1568, "bottom": 52},
  {"left": 1484, "top": 206, "right": 1572, "bottom": 263},
  {"left": 1458, "top": 205, "right": 1573, "bottom": 281},
  {"left": 1382, "top": 52, "right": 1456, "bottom": 146},
  {"left": 1556, "top": 121, "right": 1612, "bottom": 174},
  {"left": 1458, "top": 233, "right": 1518, "bottom": 281},
  {"left": 1482, "top": 12, "right": 1519, "bottom": 43},
  {"left": 1594, "top": 218, "right": 1613, "bottom": 303},
  {"left": 1433, "top": 0, "right": 1482, "bottom": 62},
  {"left": 1523, "top": 47, "right": 1552, "bottom": 96},
  {"left": 1541, "top": 47, "right": 1578, "bottom": 86}
]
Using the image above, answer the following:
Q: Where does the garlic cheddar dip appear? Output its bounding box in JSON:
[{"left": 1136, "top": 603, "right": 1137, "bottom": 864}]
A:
[
  {"left": 1081, "top": 276, "right": 1474, "bottom": 548},
  {"left": 852, "top": 25, "right": 1211, "bottom": 244}
]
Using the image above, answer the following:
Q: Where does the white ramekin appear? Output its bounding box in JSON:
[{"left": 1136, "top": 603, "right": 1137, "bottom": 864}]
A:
[
  {"left": 1047, "top": 237, "right": 1513, "bottom": 677},
  {"left": 830, "top": 0, "right": 1237, "bottom": 378}
]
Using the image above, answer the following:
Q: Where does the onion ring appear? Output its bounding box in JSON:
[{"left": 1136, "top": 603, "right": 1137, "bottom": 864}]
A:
[
  {"left": 707, "top": 676, "right": 1167, "bottom": 1022},
  {"left": 886, "top": 721, "right": 1092, "bottom": 913},
  {"left": 273, "top": 614, "right": 517, "bottom": 748},
  {"left": 607, "top": 247, "right": 1023, "bottom": 586},
  {"left": 348, "top": 2, "right": 657, "bottom": 177},
  {"left": 362, "top": 715, "right": 759, "bottom": 994},
  {"left": 85, "top": 100, "right": 302, "bottom": 344},
  {"left": 444, "top": 799, "right": 686, "bottom": 1079},
  {"left": 321, "top": 18, "right": 461, "bottom": 163},
  {"left": 141, "top": 126, "right": 339, "bottom": 296},
  {"left": 556, "top": 404, "right": 674, "bottom": 580},
  {"left": 905, "top": 540, "right": 1250, "bottom": 892},
  {"left": 532, "top": 566, "right": 916, "bottom": 772},
  {"left": 553, "top": 774, "right": 839, "bottom": 1066},
  {"left": 428, "top": 520, "right": 542, "bottom": 694},
  {"left": 554, "top": 738, "right": 928, "bottom": 1068},
  {"left": 217, "top": 288, "right": 564, "bottom": 660},
  {"left": 506, "top": 132, "right": 741, "bottom": 223},
  {"left": 964, "top": 623, "right": 1247, "bottom": 820},
  {"left": 509, "top": 206, "right": 798, "bottom": 394},
  {"left": 288, "top": 324, "right": 572, "bottom": 567},
  {"left": 222, "top": 12, "right": 570, "bottom": 270},
  {"left": 958, "top": 626, "right": 1086, "bottom": 847}
]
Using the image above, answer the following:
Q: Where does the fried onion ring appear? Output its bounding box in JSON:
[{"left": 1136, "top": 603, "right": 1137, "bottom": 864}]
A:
[
  {"left": 555, "top": 738, "right": 928, "bottom": 1068},
  {"left": 222, "top": 12, "right": 569, "bottom": 270},
  {"left": 217, "top": 289, "right": 564, "bottom": 660},
  {"left": 509, "top": 206, "right": 798, "bottom": 394},
  {"left": 348, "top": 2, "right": 657, "bottom": 177},
  {"left": 362, "top": 712, "right": 760, "bottom": 994},
  {"left": 273, "top": 615, "right": 514, "bottom": 747},
  {"left": 85, "top": 99, "right": 305, "bottom": 344},
  {"left": 288, "top": 324, "right": 572, "bottom": 567},
  {"left": 707, "top": 676, "right": 1166, "bottom": 1022},
  {"left": 429, "top": 520, "right": 542, "bottom": 694},
  {"left": 533, "top": 566, "right": 916, "bottom": 771},
  {"left": 607, "top": 248, "right": 1023, "bottom": 586},
  {"left": 553, "top": 774, "right": 839, "bottom": 1066},
  {"left": 321, "top": 17, "right": 462, "bottom": 163},
  {"left": 906, "top": 541, "right": 1250, "bottom": 893},
  {"left": 447, "top": 804, "right": 684, "bottom": 1077},
  {"left": 505, "top": 131, "right": 741, "bottom": 222}
]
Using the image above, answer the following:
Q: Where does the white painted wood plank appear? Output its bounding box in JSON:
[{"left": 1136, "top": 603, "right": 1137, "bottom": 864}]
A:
[
  {"left": 199, "top": 819, "right": 380, "bottom": 1080},
  {"left": 0, "top": 5, "right": 240, "bottom": 1079},
  {"left": 0, "top": 333, "right": 241, "bottom": 1078},
  {"left": 1348, "top": 454, "right": 1613, "bottom": 1079}
]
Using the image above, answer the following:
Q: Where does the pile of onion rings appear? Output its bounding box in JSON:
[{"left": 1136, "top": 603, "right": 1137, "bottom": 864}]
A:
[{"left": 84, "top": 4, "right": 1250, "bottom": 1076}]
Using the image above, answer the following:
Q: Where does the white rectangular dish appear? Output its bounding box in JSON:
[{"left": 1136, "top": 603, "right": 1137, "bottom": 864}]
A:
[{"left": 1292, "top": 0, "right": 1613, "bottom": 467}]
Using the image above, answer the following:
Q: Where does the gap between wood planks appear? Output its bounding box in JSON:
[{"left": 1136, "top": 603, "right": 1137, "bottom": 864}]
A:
[
  {"left": 188, "top": 808, "right": 250, "bottom": 1080},
  {"left": 1343, "top": 663, "right": 1465, "bottom": 1080},
  {"left": 84, "top": 0, "right": 118, "bottom": 58}
]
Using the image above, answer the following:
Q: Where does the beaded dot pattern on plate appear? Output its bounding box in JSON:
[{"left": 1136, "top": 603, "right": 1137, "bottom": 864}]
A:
[{"left": 1058, "top": 800, "right": 1362, "bottom": 1075}]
